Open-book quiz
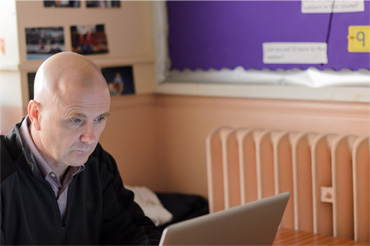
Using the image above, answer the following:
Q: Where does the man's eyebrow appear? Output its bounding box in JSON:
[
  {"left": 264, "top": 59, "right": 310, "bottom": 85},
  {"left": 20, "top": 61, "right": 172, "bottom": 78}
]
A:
[
  {"left": 66, "top": 112, "right": 111, "bottom": 118},
  {"left": 67, "top": 113, "right": 86, "bottom": 118},
  {"left": 100, "top": 112, "right": 111, "bottom": 118}
]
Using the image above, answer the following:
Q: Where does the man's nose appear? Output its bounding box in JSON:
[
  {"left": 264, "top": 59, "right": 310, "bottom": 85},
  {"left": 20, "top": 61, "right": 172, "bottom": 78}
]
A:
[{"left": 80, "top": 123, "right": 96, "bottom": 144}]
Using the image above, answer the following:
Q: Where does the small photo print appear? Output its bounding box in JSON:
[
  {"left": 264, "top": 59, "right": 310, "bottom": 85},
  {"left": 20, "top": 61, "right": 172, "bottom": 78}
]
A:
[
  {"left": 0, "top": 38, "right": 4, "bottom": 55},
  {"left": 86, "top": 0, "right": 120, "bottom": 8},
  {"left": 71, "top": 24, "right": 109, "bottom": 55},
  {"left": 101, "top": 66, "right": 135, "bottom": 96},
  {"left": 27, "top": 72, "right": 36, "bottom": 101},
  {"left": 44, "top": 1, "right": 80, "bottom": 8},
  {"left": 25, "top": 27, "right": 65, "bottom": 60}
]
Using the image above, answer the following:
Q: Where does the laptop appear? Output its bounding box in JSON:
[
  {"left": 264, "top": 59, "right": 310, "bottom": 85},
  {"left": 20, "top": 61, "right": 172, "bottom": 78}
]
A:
[{"left": 159, "top": 192, "right": 290, "bottom": 245}]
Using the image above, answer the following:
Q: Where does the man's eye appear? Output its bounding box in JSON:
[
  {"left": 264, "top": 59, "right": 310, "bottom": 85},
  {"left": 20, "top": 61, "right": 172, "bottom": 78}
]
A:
[
  {"left": 71, "top": 118, "right": 82, "bottom": 124},
  {"left": 95, "top": 116, "right": 106, "bottom": 122}
]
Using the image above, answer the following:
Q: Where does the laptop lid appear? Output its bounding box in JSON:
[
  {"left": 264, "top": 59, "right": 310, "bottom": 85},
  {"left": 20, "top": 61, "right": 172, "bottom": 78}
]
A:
[{"left": 159, "top": 192, "right": 290, "bottom": 245}]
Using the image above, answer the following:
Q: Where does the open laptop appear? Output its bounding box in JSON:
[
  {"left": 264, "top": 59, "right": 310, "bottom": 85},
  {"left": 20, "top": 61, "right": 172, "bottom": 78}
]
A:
[{"left": 159, "top": 192, "right": 290, "bottom": 245}]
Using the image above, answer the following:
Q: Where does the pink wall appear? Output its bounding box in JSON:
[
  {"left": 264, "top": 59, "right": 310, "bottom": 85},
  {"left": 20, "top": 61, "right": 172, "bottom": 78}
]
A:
[
  {"left": 0, "top": 106, "right": 24, "bottom": 134},
  {"left": 99, "top": 95, "right": 164, "bottom": 191},
  {"left": 100, "top": 94, "right": 370, "bottom": 198}
]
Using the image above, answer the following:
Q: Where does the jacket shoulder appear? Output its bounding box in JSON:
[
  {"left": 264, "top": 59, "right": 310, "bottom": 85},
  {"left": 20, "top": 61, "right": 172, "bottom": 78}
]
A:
[
  {"left": 1, "top": 135, "right": 18, "bottom": 183},
  {"left": 90, "top": 143, "right": 117, "bottom": 171},
  {"left": 1, "top": 125, "right": 24, "bottom": 183}
]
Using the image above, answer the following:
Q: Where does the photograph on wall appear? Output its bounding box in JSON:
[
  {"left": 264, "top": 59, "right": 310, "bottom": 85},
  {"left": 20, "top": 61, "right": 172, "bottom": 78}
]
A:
[
  {"left": 25, "top": 27, "right": 65, "bottom": 60},
  {"left": 27, "top": 72, "right": 36, "bottom": 101},
  {"left": 101, "top": 66, "right": 135, "bottom": 96},
  {"left": 44, "top": 1, "right": 80, "bottom": 8},
  {"left": 71, "top": 24, "right": 109, "bottom": 55},
  {"left": 86, "top": 0, "right": 120, "bottom": 8}
]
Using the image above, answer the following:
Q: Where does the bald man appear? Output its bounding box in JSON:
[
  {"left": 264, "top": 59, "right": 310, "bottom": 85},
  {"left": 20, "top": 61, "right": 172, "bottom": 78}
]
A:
[{"left": 0, "top": 52, "right": 162, "bottom": 245}]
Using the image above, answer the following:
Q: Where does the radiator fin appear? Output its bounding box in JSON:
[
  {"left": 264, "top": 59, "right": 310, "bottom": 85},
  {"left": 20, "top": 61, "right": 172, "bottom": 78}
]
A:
[{"left": 206, "top": 127, "right": 370, "bottom": 243}]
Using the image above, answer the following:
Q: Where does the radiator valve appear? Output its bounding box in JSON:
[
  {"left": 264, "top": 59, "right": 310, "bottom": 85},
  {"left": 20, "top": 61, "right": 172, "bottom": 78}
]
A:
[{"left": 320, "top": 187, "right": 334, "bottom": 203}]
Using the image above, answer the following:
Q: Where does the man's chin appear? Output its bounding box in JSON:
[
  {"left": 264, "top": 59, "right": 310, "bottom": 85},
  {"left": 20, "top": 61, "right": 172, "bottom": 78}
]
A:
[
  {"left": 67, "top": 155, "right": 90, "bottom": 167},
  {"left": 65, "top": 149, "right": 93, "bottom": 166}
]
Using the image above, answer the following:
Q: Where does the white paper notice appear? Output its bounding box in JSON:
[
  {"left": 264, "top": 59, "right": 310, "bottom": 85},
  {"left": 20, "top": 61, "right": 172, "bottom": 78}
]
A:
[
  {"left": 263, "top": 42, "right": 328, "bottom": 64},
  {"left": 301, "top": 0, "right": 364, "bottom": 13}
]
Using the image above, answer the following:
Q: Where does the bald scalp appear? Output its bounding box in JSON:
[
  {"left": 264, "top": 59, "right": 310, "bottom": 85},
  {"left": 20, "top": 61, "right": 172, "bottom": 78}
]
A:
[{"left": 33, "top": 52, "right": 108, "bottom": 105}]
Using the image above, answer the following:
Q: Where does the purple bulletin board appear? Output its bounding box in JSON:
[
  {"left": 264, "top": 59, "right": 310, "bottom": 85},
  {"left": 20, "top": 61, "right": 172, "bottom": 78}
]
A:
[{"left": 167, "top": 1, "right": 370, "bottom": 71}]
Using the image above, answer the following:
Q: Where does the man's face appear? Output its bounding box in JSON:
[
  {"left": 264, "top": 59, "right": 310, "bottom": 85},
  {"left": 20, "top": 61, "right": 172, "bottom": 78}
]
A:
[{"left": 38, "top": 86, "right": 110, "bottom": 167}]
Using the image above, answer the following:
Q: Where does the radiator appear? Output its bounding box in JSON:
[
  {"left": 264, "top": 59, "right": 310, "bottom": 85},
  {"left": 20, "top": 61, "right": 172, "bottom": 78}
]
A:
[{"left": 206, "top": 127, "right": 370, "bottom": 243}]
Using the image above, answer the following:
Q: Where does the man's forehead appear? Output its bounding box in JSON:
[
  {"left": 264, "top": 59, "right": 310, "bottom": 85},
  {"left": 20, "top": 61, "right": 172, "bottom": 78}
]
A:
[{"left": 58, "top": 96, "right": 110, "bottom": 117}]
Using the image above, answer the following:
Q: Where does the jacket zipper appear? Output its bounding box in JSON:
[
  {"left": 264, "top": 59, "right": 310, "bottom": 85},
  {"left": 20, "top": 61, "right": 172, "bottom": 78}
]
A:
[{"left": 42, "top": 178, "right": 64, "bottom": 228}]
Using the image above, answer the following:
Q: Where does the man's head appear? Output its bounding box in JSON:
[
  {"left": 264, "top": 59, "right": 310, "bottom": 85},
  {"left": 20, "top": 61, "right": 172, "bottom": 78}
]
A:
[{"left": 28, "top": 52, "right": 110, "bottom": 169}]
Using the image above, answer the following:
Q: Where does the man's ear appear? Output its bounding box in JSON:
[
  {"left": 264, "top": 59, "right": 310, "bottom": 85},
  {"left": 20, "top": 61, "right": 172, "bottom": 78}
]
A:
[{"left": 28, "top": 100, "right": 41, "bottom": 131}]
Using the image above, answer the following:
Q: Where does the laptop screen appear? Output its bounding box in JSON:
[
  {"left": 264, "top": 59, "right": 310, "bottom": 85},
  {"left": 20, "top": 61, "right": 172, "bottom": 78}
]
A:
[{"left": 160, "top": 192, "right": 290, "bottom": 245}]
